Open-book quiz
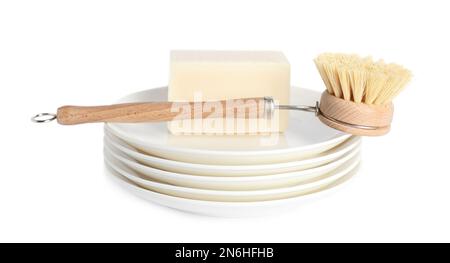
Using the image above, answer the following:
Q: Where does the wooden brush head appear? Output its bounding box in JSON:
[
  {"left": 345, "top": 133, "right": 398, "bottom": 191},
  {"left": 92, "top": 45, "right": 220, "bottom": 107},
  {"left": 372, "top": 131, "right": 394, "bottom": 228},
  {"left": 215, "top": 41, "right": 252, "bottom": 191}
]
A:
[
  {"left": 318, "top": 91, "right": 393, "bottom": 136},
  {"left": 314, "top": 53, "right": 411, "bottom": 136}
]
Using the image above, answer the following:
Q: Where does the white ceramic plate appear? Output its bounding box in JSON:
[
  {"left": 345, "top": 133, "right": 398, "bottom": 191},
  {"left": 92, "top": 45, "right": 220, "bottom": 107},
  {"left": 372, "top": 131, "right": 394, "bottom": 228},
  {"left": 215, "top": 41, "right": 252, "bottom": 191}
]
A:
[
  {"left": 105, "top": 162, "right": 359, "bottom": 217},
  {"left": 104, "top": 149, "right": 360, "bottom": 202},
  {"left": 105, "top": 140, "right": 361, "bottom": 190},
  {"left": 105, "top": 130, "right": 360, "bottom": 176},
  {"left": 105, "top": 87, "right": 351, "bottom": 165}
]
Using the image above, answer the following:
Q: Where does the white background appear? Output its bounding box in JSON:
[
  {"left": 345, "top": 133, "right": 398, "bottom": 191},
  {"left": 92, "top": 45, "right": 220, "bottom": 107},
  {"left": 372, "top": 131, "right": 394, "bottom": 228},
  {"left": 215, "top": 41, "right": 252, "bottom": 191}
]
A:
[{"left": 1, "top": 0, "right": 449, "bottom": 242}]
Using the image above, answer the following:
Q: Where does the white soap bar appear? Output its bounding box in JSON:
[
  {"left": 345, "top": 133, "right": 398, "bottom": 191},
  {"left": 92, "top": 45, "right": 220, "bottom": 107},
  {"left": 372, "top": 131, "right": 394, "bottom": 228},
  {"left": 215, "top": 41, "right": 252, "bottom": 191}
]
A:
[{"left": 168, "top": 50, "right": 290, "bottom": 134}]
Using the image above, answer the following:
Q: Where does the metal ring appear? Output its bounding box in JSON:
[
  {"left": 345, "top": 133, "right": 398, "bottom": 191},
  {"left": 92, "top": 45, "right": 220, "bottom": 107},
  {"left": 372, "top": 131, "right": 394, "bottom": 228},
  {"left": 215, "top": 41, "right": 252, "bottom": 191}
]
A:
[
  {"left": 31, "top": 113, "right": 57, "bottom": 123},
  {"left": 277, "top": 101, "right": 387, "bottom": 131},
  {"left": 263, "top": 97, "right": 275, "bottom": 120},
  {"left": 316, "top": 107, "right": 388, "bottom": 130}
]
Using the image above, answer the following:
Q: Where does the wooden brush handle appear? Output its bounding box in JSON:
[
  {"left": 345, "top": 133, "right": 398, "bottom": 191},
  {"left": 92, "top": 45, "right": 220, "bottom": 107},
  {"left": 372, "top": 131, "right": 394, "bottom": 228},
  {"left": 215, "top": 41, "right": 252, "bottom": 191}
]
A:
[
  {"left": 318, "top": 91, "right": 394, "bottom": 136},
  {"left": 56, "top": 98, "right": 266, "bottom": 125}
]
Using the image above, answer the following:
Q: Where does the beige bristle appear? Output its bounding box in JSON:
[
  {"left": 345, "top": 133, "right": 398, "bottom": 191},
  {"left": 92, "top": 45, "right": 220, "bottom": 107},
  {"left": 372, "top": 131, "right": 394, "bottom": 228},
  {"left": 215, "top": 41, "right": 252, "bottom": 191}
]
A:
[
  {"left": 336, "top": 65, "right": 351, "bottom": 100},
  {"left": 323, "top": 62, "right": 342, "bottom": 98},
  {"left": 314, "top": 53, "right": 411, "bottom": 105}
]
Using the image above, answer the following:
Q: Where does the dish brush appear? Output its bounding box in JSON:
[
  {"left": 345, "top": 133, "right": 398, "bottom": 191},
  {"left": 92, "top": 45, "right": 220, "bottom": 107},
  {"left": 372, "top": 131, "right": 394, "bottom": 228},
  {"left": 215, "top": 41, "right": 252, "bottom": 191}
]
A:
[{"left": 31, "top": 53, "right": 411, "bottom": 136}]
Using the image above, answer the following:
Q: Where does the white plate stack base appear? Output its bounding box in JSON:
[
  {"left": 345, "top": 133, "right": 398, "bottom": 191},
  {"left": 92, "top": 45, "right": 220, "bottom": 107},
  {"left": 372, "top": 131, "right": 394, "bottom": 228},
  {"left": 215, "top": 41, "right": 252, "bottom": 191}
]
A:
[{"left": 104, "top": 87, "right": 361, "bottom": 217}]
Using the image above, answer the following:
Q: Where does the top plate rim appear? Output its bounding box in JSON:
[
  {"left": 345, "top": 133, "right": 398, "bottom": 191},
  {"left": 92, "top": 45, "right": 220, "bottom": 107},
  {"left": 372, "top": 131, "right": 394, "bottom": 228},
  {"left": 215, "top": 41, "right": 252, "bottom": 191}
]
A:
[{"left": 106, "top": 86, "right": 351, "bottom": 156}]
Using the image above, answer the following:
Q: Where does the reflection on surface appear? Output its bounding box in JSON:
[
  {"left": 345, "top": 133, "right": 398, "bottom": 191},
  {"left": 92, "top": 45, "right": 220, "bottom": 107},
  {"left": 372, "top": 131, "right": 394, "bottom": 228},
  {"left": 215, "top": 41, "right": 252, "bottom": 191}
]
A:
[{"left": 167, "top": 132, "right": 288, "bottom": 151}]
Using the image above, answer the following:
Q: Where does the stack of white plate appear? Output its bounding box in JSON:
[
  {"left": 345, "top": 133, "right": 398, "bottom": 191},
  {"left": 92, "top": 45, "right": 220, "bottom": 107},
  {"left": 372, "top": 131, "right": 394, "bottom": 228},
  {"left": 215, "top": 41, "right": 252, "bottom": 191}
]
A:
[{"left": 104, "top": 87, "right": 361, "bottom": 217}]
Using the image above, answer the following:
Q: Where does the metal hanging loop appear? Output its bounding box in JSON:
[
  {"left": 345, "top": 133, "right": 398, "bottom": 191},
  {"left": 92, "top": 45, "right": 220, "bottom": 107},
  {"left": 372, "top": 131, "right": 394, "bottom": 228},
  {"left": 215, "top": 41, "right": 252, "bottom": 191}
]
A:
[{"left": 31, "top": 113, "right": 57, "bottom": 123}]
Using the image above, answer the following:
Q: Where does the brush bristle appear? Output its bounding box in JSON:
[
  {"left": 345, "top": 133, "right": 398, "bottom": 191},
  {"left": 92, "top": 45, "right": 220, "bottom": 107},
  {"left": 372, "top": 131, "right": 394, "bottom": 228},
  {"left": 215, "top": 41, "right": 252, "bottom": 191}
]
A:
[{"left": 314, "top": 53, "right": 412, "bottom": 105}]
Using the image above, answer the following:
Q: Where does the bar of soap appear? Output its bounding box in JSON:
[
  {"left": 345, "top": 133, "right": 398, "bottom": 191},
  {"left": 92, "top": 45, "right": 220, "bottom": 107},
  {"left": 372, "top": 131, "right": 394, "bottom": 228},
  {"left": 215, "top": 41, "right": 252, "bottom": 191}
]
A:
[{"left": 168, "top": 50, "right": 290, "bottom": 134}]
